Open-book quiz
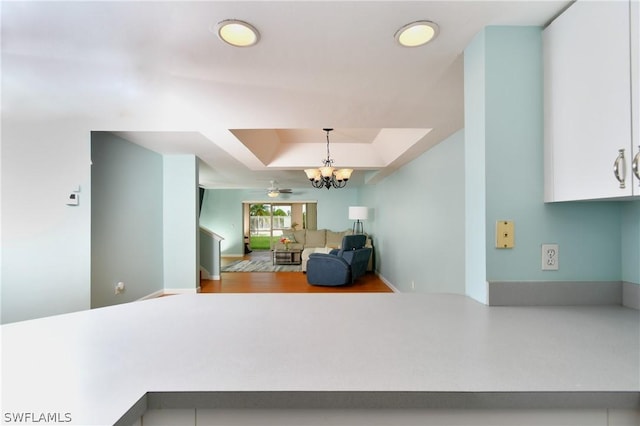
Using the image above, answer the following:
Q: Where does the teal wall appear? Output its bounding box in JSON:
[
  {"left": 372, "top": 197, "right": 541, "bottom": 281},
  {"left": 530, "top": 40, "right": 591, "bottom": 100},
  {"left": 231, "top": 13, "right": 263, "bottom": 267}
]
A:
[
  {"left": 199, "top": 190, "right": 244, "bottom": 255},
  {"left": 360, "top": 130, "right": 466, "bottom": 293},
  {"left": 91, "top": 132, "right": 164, "bottom": 307},
  {"left": 483, "top": 27, "right": 622, "bottom": 282},
  {"left": 199, "top": 187, "right": 359, "bottom": 256},
  {"left": 163, "top": 155, "right": 199, "bottom": 291},
  {"left": 199, "top": 229, "right": 217, "bottom": 278},
  {"left": 464, "top": 29, "right": 489, "bottom": 303},
  {"left": 465, "top": 26, "right": 633, "bottom": 302},
  {"left": 622, "top": 201, "right": 640, "bottom": 284},
  {"left": 91, "top": 134, "right": 200, "bottom": 307}
]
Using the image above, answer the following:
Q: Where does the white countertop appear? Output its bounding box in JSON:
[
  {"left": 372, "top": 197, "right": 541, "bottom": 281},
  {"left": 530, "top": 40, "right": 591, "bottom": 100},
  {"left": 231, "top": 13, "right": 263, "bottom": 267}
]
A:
[{"left": 2, "top": 293, "right": 639, "bottom": 425}]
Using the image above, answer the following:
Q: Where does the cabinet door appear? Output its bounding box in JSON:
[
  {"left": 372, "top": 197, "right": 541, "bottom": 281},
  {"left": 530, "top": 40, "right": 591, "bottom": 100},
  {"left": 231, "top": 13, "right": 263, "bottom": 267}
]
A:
[{"left": 544, "top": 0, "right": 632, "bottom": 201}]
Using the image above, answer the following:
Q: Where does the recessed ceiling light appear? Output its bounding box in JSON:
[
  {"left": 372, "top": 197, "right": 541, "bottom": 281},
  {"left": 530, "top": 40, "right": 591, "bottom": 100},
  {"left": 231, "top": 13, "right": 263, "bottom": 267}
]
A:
[
  {"left": 216, "top": 19, "right": 260, "bottom": 47},
  {"left": 394, "top": 20, "right": 439, "bottom": 47}
]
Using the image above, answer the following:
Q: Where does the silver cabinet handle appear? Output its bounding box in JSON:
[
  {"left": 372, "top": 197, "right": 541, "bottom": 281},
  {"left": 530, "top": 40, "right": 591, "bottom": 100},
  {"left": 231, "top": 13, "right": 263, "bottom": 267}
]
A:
[
  {"left": 633, "top": 147, "right": 640, "bottom": 182},
  {"left": 613, "top": 149, "right": 626, "bottom": 189}
]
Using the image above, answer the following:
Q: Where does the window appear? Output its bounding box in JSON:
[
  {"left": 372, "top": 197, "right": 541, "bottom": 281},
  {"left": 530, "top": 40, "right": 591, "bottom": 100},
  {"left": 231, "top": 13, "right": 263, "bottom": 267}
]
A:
[{"left": 244, "top": 202, "right": 316, "bottom": 250}]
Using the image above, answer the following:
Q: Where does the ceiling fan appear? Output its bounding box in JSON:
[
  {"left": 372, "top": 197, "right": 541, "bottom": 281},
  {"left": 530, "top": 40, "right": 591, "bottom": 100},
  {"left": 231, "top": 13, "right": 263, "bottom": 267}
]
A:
[{"left": 266, "top": 180, "right": 292, "bottom": 198}]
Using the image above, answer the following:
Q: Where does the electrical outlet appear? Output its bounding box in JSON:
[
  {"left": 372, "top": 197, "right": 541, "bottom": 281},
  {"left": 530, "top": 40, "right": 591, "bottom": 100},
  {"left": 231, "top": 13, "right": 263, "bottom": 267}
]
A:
[
  {"left": 541, "top": 244, "right": 559, "bottom": 270},
  {"left": 115, "top": 281, "right": 125, "bottom": 295}
]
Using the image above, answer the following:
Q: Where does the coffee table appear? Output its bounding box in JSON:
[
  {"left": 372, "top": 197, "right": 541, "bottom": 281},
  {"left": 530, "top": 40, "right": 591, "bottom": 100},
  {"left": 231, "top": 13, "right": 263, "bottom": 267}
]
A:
[{"left": 272, "top": 249, "right": 302, "bottom": 265}]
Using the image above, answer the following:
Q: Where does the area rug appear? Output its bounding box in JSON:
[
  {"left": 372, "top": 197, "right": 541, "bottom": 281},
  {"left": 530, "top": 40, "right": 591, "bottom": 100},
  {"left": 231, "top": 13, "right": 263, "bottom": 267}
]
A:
[{"left": 221, "top": 260, "right": 302, "bottom": 272}]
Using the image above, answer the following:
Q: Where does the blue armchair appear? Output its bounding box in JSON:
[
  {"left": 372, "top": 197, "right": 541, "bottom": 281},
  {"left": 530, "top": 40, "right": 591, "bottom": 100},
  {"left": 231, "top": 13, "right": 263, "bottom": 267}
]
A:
[{"left": 306, "top": 234, "right": 372, "bottom": 286}]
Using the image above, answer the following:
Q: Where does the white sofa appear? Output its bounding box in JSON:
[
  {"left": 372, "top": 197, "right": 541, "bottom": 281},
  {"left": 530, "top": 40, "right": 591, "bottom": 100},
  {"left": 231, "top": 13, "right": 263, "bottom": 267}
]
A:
[{"left": 275, "top": 229, "right": 372, "bottom": 272}]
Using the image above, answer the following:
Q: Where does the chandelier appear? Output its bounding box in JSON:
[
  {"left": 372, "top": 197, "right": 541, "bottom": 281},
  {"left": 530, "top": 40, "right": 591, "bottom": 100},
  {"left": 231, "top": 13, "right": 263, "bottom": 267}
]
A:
[{"left": 304, "top": 128, "right": 353, "bottom": 189}]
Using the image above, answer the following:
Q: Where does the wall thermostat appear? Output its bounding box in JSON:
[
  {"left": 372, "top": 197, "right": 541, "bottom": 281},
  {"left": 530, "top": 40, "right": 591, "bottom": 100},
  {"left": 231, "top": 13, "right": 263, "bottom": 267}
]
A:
[{"left": 66, "top": 193, "right": 79, "bottom": 206}]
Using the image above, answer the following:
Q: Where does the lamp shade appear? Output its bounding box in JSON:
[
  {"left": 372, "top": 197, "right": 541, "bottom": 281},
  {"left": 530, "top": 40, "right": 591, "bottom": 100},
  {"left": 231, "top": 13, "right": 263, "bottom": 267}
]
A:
[{"left": 348, "top": 206, "right": 368, "bottom": 221}]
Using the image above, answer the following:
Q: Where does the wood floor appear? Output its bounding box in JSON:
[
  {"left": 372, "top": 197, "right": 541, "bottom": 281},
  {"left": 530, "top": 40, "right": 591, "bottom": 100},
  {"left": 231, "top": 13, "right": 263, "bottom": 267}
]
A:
[{"left": 200, "top": 251, "right": 393, "bottom": 294}]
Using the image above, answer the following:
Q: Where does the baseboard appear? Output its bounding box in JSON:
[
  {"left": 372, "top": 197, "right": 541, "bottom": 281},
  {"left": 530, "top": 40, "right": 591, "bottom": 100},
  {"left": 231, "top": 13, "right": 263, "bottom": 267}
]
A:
[
  {"left": 377, "top": 272, "right": 400, "bottom": 293},
  {"left": 138, "top": 288, "right": 198, "bottom": 301},
  {"left": 622, "top": 281, "right": 640, "bottom": 310},
  {"left": 164, "top": 288, "right": 198, "bottom": 295},
  {"left": 138, "top": 290, "right": 165, "bottom": 301},
  {"left": 487, "top": 281, "right": 624, "bottom": 307},
  {"left": 200, "top": 268, "right": 220, "bottom": 281}
]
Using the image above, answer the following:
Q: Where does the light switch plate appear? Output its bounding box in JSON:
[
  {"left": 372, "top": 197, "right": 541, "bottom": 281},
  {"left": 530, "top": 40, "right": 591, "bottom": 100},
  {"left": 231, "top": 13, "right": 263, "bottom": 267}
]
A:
[{"left": 496, "top": 220, "right": 515, "bottom": 249}]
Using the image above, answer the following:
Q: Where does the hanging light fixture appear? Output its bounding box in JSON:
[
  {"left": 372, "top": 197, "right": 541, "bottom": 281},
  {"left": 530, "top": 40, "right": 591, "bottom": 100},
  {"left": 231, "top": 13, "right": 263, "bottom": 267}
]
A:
[{"left": 304, "top": 128, "right": 353, "bottom": 190}]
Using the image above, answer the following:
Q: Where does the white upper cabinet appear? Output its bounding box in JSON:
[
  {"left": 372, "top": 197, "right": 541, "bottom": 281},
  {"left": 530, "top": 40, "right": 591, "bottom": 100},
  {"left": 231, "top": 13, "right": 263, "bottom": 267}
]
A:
[{"left": 544, "top": 0, "right": 639, "bottom": 201}]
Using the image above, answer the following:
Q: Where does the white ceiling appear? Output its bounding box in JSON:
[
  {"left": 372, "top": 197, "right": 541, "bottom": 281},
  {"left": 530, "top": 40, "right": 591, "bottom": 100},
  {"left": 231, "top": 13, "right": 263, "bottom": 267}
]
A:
[{"left": 2, "top": 0, "right": 571, "bottom": 190}]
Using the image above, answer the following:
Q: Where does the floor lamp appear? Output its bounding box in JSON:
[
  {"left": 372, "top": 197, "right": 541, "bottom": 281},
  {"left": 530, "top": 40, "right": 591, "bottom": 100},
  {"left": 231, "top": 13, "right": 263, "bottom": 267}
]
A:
[{"left": 349, "top": 206, "right": 368, "bottom": 234}]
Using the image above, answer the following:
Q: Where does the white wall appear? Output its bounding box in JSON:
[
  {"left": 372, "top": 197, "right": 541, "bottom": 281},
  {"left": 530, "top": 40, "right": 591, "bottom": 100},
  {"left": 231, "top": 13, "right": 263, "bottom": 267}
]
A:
[{"left": 1, "top": 120, "right": 92, "bottom": 323}]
